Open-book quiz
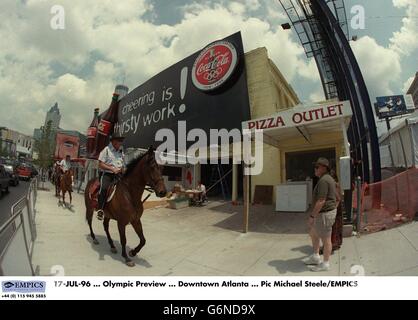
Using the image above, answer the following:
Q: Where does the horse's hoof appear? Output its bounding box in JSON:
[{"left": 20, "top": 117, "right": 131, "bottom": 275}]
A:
[
  {"left": 128, "top": 250, "right": 136, "bottom": 257},
  {"left": 93, "top": 239, "right": 99, "bottom": 245},
  {"left": 111, "top": 247, "right": 117, "bottom": 254},
  {"left": 126, "top": 260, "right": 135, "bottom": 267}
]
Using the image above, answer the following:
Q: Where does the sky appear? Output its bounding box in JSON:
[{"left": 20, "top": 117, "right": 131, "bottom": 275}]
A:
[{"left": 0, "top": 0, "right": 417, "bottom": 137}]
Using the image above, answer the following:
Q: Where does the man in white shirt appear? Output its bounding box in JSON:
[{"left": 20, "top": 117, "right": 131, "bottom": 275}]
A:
[
  {"left": 59, "top": 155, "right": 72, "bottom": 173},
  {"left": 59, "top": 155, "right": 73, "bottom": 187},
  {"left": 197, "top": 181, "right": 206, "bottom": 203},
  {"left": 96, "top": 134, "right": 125, "bottom": 220}
]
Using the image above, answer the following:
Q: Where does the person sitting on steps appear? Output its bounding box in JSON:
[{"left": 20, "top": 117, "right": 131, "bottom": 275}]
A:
[{"left": 96, "top": 134, "right": 126, "bottom": 220}]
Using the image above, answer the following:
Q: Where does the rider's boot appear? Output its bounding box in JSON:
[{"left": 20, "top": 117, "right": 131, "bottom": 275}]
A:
[{"left": 97, "top": 191, "right": 106, "bottom": 220}]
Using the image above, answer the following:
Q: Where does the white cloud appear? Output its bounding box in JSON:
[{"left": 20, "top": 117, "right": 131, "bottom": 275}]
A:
[
  {"left": 0, "top": 0, "right": 322, "bottom": 136},
  {"left": 228, "top": 2, "right": 246, "bottom": 15},
  {"left": 390, "top": 0, "right": 418, "bottom": 55},
  {"left": 351, "top": 36, "right": 402, "bottom": 98},
  {"left": 242, "top": 0, "right": 261, "bottom": 11},
  {"left": 308, "top": 88, "right": 326, "bottom": 103},
  {"left": 265, "top": 1, "right": 287, "bottom": 24}
]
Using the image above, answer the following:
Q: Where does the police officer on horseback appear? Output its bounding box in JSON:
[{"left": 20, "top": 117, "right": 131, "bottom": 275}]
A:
[
  {"left": 59, "top": 155, "right": 73, "bottom": 189},
  {"left": 96, "top": 134, "right": 126, "bottom": 220}
]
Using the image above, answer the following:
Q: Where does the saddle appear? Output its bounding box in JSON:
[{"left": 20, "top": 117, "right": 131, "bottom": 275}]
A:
[{"left": 88, "top": 179, "right": 117, "bottom": 210}]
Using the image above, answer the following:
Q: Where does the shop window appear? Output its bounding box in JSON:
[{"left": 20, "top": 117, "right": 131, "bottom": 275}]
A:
[
  {"left": 162, "top": 166, "right": 182, "bottom": 182},
  {"left": 285, "top": 148, "right": 336, "bottom": 183}
]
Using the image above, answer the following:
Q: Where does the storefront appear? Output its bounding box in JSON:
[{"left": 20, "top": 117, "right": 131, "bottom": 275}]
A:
[
  {"left": 240, "top": 100, "right": 352, "bottom": 231},
  {"left": 83, "top": 32, "right": 353, "bottom": 218}
]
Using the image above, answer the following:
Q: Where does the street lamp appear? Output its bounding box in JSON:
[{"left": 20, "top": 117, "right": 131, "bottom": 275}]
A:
[{"left": 281, "top": 23, "right": 291, "bottom": 30}]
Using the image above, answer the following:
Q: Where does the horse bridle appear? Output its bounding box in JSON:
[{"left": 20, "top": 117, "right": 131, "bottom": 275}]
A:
[{"left": 146, "top": 177, "right": 164, "bottom": 193}]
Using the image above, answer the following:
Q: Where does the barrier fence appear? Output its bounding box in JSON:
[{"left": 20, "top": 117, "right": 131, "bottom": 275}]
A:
[
  {"left": 0, "top": 178, "right": 38, "bottom": 276},
  {"left": 354, "top": 168, "right": 418, "bottom": 234}
]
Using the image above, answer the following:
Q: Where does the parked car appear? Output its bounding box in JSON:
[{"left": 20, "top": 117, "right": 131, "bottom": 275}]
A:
[
  {"left": 17, "top": 163, "right": 33, "bottom": 181},
  {"left": 0, "top": 164, "right": 10, "bottom": 195},
  {"left": 3, "top": 164, "right": 19, "bottom": 186}
]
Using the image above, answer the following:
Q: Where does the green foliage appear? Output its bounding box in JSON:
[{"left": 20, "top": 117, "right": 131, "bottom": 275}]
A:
[
  {"left": 0, "top": 143, "right": 11, "bottom": 158},
  {"left": 33, "top": 121, "right": 54, "bottom": 170}
]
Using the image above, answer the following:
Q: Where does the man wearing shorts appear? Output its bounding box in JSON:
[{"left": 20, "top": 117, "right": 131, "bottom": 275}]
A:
[{"left": 303, "top": 157, "right": 337, "bottom": 272}]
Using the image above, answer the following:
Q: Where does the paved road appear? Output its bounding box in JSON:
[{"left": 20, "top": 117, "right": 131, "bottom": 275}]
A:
[
  {"left": 0, "top": 180, "right": 30, "bottom": 253},
  {"left": 31, "top": 185, "right": 418, "bottom": 276}
]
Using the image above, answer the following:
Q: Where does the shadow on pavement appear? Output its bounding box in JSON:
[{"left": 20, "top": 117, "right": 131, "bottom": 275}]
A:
[
  {"left": 268, "top": 257, "right": 310, "bottom": 274},
  {"left": 212, "top": 203, "right": 308, "bottom": 235},
  {"left": 291, "top": 245, "right": 312, "bottom": 255},
  {"left": 85, "top": 235, "right": 153, "bottom": 269}
]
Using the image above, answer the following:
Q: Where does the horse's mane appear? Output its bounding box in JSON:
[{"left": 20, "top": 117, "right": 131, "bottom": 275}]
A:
[{"left": 123, "top": 152, "right": 148, "bottom": 177}]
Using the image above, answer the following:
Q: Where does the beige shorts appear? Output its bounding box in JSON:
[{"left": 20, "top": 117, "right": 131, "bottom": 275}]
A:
[{"left": 313, "top": 209, "right": 337, "bottom": 237}]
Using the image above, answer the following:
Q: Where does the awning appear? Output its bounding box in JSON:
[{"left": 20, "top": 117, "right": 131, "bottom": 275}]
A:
[{"left": 242, "top": 100, "right": 352, "bottom": 149}]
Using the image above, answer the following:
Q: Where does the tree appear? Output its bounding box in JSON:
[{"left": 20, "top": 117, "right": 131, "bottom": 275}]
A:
[
  {"left": 34, "top": 121, "right": 55, "bottom": 188},
  {"left": 0, "top": 141, "right": 11, "bottom": 158}
]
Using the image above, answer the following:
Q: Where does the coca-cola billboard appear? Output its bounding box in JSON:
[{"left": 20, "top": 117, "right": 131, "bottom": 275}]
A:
[{"left": 115, "top": 32, "right": 250, "bottom": 151}]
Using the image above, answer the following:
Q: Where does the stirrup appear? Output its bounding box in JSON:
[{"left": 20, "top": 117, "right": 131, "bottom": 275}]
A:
[{"left": 97, "top": 209, "right": 104, "bottom": 220}]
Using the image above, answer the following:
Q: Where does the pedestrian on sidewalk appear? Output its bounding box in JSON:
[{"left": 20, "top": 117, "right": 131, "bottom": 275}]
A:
[{"left": 303, "top": 157, "right": 337, "bottom": 272}]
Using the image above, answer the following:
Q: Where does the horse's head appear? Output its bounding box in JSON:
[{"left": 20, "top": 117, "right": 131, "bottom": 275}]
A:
[{"left": 143, "top": 147, "right": 167, "bottom": 198}]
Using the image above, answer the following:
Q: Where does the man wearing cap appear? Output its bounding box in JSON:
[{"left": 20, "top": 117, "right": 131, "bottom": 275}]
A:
[
  {"left": 96, "top": 134, "right": 125, "bottom": 220},
  {"left": 303, "top": 157, "right": 337, "bottom": 272}
]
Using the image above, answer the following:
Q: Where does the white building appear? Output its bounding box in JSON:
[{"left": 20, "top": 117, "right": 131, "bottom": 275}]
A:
[{"left": 0, "top": 127, "right": 34, "bottom": 159}]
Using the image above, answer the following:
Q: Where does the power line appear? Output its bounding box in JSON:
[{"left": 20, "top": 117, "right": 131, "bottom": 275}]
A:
[{"left": 365, "top": 15, "right": 418, "bottom": 19}]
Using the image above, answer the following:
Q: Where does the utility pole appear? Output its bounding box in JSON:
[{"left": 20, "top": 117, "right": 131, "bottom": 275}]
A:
[{"left": 385, "top": 117, "right": 391, "bottom": 131}]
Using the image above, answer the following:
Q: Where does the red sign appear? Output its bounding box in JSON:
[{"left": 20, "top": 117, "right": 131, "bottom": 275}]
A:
[
  {"left": 192, "top": 40, "right": 238, "bottom": 91},
  {"left": 97, "top": 119, "right": 111, "bottom": 135},
  {"left": 87, "top": 127, "right": 97, "bottom": 138}
]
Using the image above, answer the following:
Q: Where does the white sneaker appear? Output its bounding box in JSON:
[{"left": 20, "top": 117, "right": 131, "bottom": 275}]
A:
[
  {"left": 309, "top": 262, "right": 330, "bottom": 272},
  {"left": 302, "top": 254, "right": 321, "bottom": 265}
]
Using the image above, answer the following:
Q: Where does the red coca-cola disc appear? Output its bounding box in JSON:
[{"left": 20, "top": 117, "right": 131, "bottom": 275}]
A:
[{"left": 191, "top": 40, "right": 238, "bottom": 91}]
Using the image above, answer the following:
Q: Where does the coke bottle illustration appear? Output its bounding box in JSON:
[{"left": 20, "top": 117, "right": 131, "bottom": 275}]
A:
[
  {"left": 86, "top": 108, "right": 99, "bottom": 159},
  {"left": 94, "top": 93, "right": 120, "bottom": 155}
]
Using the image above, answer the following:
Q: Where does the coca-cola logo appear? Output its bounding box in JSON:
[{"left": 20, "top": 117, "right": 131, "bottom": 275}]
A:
[
  {"left": 192, "top": 40, "right": 238, "bottom": 91},
  {"left": 87, "top": 127, "right": 97, "bottom": 138},
  {"left": 98, "top": 119, "right": 111, "bottom": 135}
]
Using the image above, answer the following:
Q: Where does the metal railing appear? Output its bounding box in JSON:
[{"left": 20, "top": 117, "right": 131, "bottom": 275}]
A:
[{"left": 0, "top": 177, "right": 38, "bottom": 276}]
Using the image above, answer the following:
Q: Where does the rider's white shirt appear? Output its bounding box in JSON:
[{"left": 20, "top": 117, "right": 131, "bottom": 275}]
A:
[
  {"left": 197, "top": 184, "right": 206, "bottom": 193},
  {"left": 59, "top": 159, "right": 71, "bottom": 172},
  {"left": 98, "top": 143, "right": 125, "bottom": 173}
]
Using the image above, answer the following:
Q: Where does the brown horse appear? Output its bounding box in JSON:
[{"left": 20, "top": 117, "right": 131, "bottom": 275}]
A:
[
  {"left": 54, "top": 165, "right": 62, "bottom": 197},
  {"left": 84, "top": 147, "right": 167, "bottom": 267},
  {"left": 60, "top": 169, "right": 73, "bottom": 207}
]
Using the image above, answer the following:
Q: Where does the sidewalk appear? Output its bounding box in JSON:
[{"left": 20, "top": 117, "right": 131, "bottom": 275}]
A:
[{"left": 32, "top": 183, "right": 418, "bottom": 276}]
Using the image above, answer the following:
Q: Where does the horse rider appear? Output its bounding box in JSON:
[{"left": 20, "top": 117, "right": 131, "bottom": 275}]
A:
[
  {"left": 59, "top": 155, "right": 74, "bottom": 188},
  {"left": 96, "top": 134, "right": 126, "bottom": 220}
]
